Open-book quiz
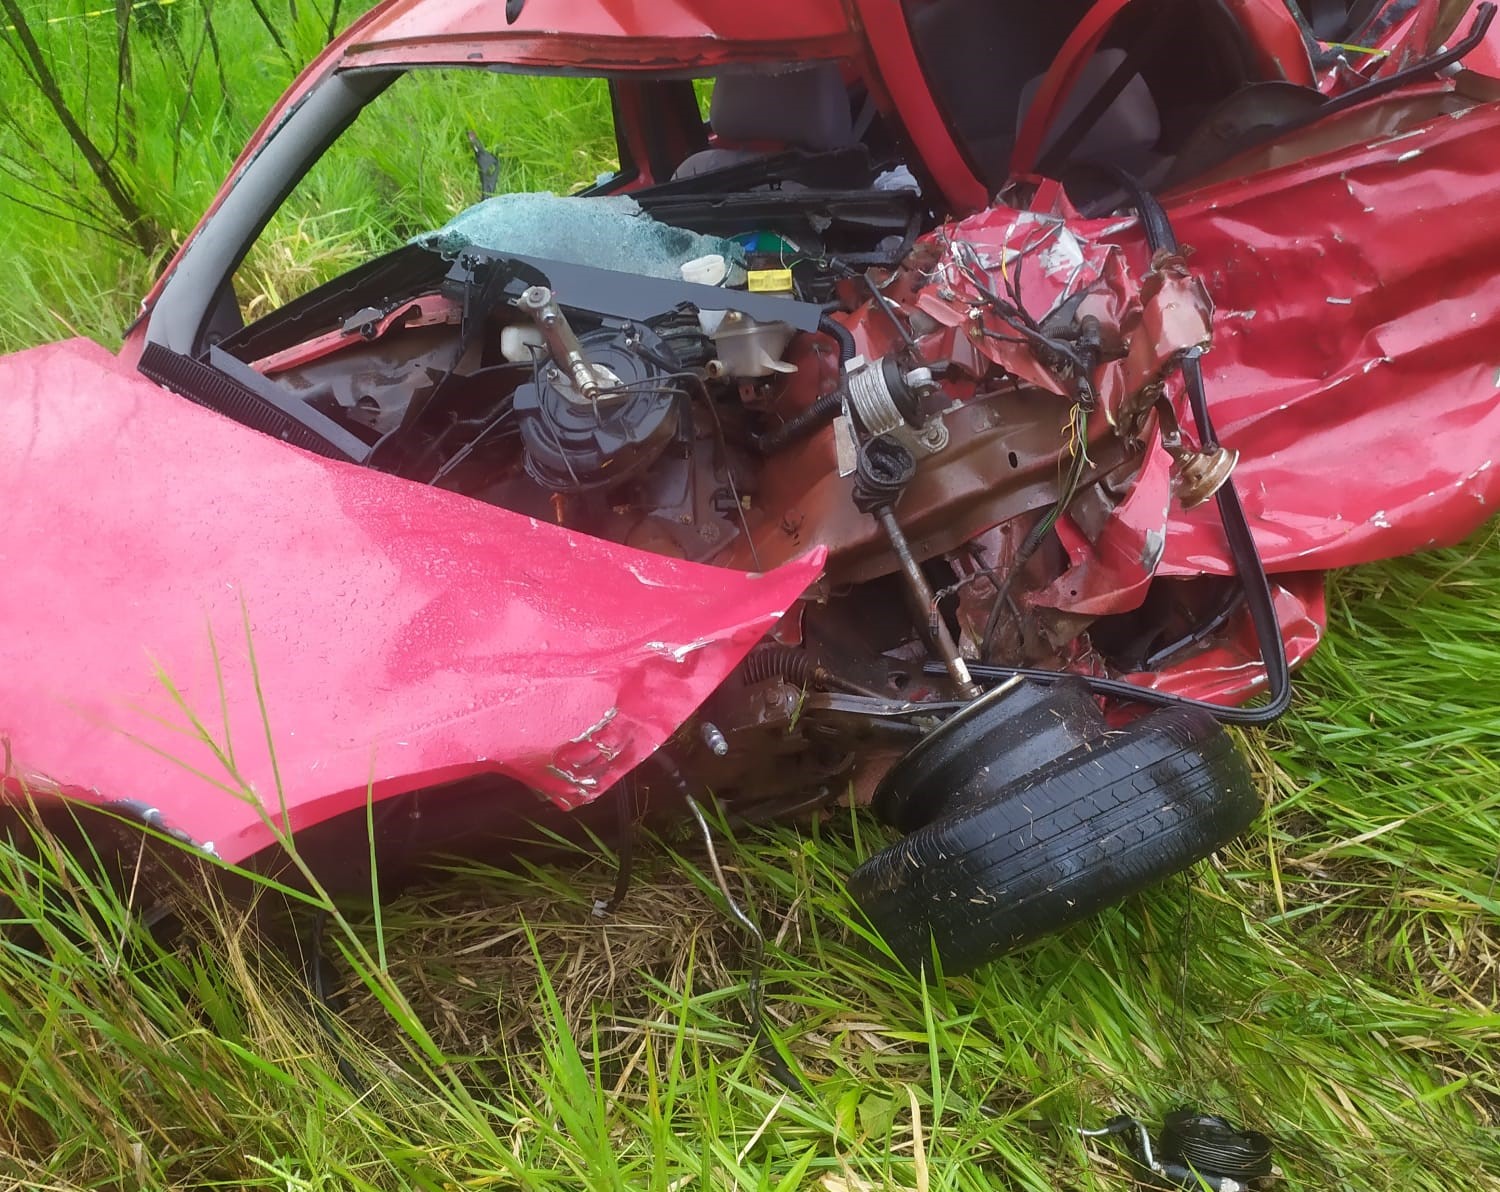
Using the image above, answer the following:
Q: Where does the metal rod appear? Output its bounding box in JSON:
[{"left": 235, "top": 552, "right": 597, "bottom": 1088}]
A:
[
  {"left": 518, "top": 284, "right": 605, "bottom": 402},
  {"left": 875, "top": 505, "right": 981, "bottom": 699}
]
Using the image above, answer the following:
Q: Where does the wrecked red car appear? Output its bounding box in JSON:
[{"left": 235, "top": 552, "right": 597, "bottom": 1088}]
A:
[{"left": 5, "top": 0, "right": 1500, "bottom": 972}]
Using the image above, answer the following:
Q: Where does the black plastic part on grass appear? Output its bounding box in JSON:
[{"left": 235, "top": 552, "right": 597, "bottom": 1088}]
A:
[
  {"left": 847, "top": 705, "right": 1259, "bottom": 974},
  {"left": 1158, "top": 1108, "right": 1274, "bottom": 1182},
  {"left": 593, "top": 776, "right": 638, "bottom": 918},
  {"left": 1082, "top": 1108, "right": 1274, "bottom": 1190}
]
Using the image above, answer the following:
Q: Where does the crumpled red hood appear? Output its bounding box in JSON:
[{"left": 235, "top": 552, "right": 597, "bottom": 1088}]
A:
[
  {"left": 885, "top": 99, "right": 1500, "bottom": 705},
  {"left": 0, "top": 340, "right": 822, "bottom": 864}
]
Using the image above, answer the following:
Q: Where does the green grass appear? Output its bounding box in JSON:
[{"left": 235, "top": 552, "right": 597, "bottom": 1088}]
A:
[
  {"left": 1, "top": 549, "right": 1495, "bottom": 1192},
  {"left": 0, "top": 0, "right": 618, "bottom": 349},
  {"left": 3, "top": 556, "right": 1498, "bottom": 1191},
  {"left": 2, "top": 3, "right": 1499, "bottom": 1188},
  {"left": 0, "top": 0, "right": 329, "bottom": 349}
]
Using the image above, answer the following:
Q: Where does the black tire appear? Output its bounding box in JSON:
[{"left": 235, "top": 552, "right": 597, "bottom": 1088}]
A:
[
  {"left": 871, "top": 677, "right": 1104, "bottom": 833},
  {"left": 847, "top": 706, "right": 1260, "bottom": 974}
]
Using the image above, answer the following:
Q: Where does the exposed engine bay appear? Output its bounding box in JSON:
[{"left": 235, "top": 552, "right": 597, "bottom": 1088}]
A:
[
  {"left": 133, "top": 168, "right": 1281, "bottom": 818},
  {"left": 123, "top": 0, "right": 1437, "bottom": 819}
]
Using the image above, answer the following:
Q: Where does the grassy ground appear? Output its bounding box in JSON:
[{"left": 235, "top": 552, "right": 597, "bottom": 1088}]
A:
[
  {"left": 0, "top": 0, "right": 617, "bottom": 350},
  {"left": 0, "top": 0, "right": 330, "bottom": 349},
  {"left": 2, "top": 3, "right": 1498, "bottom": 1189}
]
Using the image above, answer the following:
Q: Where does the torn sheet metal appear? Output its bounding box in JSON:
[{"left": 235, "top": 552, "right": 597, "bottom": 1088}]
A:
[
  {"left": 1151, "top": 99, "right": 1500, "bottom": 575},
  {"left": 915, "top": 193, "right": 1213, "bottom": 424},
  {"left": 0, "top": 340, "right": 822, "bottom": 865},
  {"left": 903, "top": 97, "right": 1500, "bottom": 705}
]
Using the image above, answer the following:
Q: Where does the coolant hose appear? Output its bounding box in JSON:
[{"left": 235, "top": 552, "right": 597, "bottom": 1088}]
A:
[
  {"left": 819, "top": 312, "right": 858, "bottom": 367},
  {"left": 755, "top": 391, "right": 844, "bottom": 455}
]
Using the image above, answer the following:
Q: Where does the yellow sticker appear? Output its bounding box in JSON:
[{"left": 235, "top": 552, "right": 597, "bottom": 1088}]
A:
[{"left": 747, "top": 269, "right": 795, "bottom": 293}]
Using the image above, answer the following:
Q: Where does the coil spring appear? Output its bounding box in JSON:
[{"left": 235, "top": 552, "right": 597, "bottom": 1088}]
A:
[
  {"left": 846, "top": 358, "right": 905, "bottom": 436},
  {"left": 741, "top": 643, "right": 820, "bottom": 688}
]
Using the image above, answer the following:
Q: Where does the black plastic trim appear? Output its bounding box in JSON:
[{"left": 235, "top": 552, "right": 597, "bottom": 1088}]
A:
[{"left": 138, "top": 342, "right": 371, "bottom": 463}]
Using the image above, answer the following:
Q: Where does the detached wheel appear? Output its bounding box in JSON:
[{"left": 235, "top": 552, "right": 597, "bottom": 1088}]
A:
[
  {"left": 847, "top": 697, "right": 1259, "bottom": 975},
  {"left": 871, "top": 676, "right": 1105, "bottom": 832}
]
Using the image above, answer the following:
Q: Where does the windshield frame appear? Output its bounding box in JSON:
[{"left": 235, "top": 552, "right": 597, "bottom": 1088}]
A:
[
  {"left": 142, "top": 58, "right": 876, "bottom": 356},
  {"left": 145, "top": 68, "right": 401, "bottom": 355}
]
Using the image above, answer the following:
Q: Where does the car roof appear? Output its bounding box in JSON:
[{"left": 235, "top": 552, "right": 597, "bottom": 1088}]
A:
[{"left": 339, "top": 0, "right": 864, "bottom": 71}]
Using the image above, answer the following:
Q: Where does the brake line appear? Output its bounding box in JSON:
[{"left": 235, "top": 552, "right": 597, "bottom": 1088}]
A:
[{"left": 936, "top": 180, "right": 1292, "bottom": 726}]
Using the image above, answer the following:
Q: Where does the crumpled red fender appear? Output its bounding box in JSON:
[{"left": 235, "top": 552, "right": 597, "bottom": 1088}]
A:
[{"left": 0, "top": 340, "right": 823, "bottom": 864}]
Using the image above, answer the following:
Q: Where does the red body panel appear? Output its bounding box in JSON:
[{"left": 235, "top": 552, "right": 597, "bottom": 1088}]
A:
[
  {"left": 906, "top": 93, "right": 1500, "bottom": 704},
  {"left": 0, "top": 341, "right": 822, "bottom": 863},
  {"left": 1159, "top": 101, "right": 1500, "bottom": 573},
  {"left": 350, "top": 0, "right": 855, "bottom": 48},
  {"left": 916, "top": 95, "right": 1500, "bottom": 608}
]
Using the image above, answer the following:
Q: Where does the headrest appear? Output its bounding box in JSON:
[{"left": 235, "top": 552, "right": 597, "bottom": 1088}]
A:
[{"left": 709, "top": 63, "right": 854, "bottom": 152}]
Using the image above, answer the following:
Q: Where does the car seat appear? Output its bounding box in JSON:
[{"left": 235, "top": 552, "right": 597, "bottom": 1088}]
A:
[
  {"left": 674, "top": 63, "right": 856, "bottom": 179},
  {"left": 907, "top": 0, "right": 1172, "bottom": 185}
]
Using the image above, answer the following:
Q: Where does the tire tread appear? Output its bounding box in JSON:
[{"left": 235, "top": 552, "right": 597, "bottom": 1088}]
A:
[{"left": 847, "top": 707, "right": 1259, "bottom": 973}]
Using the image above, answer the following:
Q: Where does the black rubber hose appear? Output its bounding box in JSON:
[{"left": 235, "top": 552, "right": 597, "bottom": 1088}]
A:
[
  {"left": 937, "top": 178, "right": 1292, "bottom": 725},
  {"left": 1123, "top": 177, "right": 1290, "bottom": 723},
  {"left": 819, "top": 312, "right": 858, "bottom": 367},
  {"left": 752, "top": 314, "right": 857, "bottom": 455},
  {"left": 754, "top": 390, "right": 844, "bottom": 455}
]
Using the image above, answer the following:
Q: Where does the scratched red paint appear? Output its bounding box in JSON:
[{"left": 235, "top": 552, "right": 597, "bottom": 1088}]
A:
[{"left": 0, "top": 341, "right": 822, "bottom": 862}]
